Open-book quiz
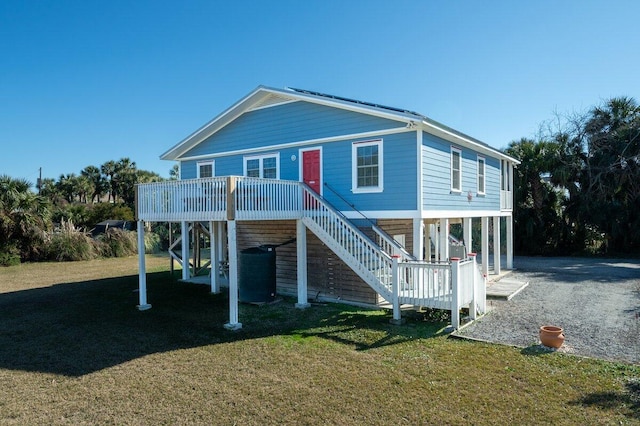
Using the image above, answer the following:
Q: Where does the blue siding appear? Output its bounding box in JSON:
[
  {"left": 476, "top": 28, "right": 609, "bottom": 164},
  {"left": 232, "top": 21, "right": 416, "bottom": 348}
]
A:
[
  {"left": 421, "top": 131, "right": 501, "bottom": 211},
  {"left": 181, "top": 101, "right": 402, "bottom": 158}
]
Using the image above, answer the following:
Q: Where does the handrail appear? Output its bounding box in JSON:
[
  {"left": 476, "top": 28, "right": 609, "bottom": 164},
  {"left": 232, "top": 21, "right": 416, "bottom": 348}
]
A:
[{"left": 323, "top": 182, "right": 415, "bottom": 260}]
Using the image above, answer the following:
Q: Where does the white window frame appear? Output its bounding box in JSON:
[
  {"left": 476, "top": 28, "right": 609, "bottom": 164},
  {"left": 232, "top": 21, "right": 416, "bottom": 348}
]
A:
[
  {"left": 243, "top": 153, "right": 280, "bottom": 179},
  {"left": 451, "top": 147, "right": 462, "bottom": 192},
  {"left": 196, "top": 160, "right": 214, "bottom": 179},
  {"left": 477, "top": 156, "right": 486, "bottom": 195},
  {"left": 352, "top": 139, "right": 384, "bottom": 194}
]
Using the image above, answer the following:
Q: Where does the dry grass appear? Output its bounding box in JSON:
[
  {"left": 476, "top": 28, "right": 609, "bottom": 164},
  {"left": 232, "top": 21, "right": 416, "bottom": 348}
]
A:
[{"left": 0, "top": 256, "right": 638, "bottom": 425}]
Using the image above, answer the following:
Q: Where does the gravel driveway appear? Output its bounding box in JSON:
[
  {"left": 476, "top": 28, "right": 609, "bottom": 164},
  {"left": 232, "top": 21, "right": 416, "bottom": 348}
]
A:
[{"left": 455, "top": 256, "right": 640, "bottom": 364}]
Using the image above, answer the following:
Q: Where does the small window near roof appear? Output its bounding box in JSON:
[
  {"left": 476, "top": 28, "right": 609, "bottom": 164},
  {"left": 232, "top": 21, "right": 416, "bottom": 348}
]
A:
[
  {"left": 451, "top": 147, "right": 462, "bottom": 192},
  {"left": 477, "top": 156, "right": 486, "bottom": 194},
  {"left": 197, "top": 160, "right": 214, "bottom": 178},
  {"left": 352, "top": 139, "right": 383, "bottom": 193}
]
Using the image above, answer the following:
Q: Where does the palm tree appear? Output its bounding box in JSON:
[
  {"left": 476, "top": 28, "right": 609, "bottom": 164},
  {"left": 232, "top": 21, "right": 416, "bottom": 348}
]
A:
[
  {"left": 0, "top": 175, "right": 51, "bottom": 261},
  {"left": 101, "top": 160, "right": 118, "bottom": 202},
  {"left": 81, "top": 165, "right": 108, "bottom": 202}
]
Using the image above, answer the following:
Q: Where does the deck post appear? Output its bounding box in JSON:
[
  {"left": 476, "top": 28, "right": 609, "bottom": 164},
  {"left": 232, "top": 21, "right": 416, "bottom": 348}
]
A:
[
  {"left": 439, "top": 218, "right": 449, "bottom": 261},
  {"left": 181, "top": 221, "right": 190, "bottom": 280},
  {"left": 295, "top": 219, "right": 310, "bottom": 309},
  {"left": 412, "top": 218, "right": 424, "bottom": 260},
  {"left": 210, "top": 221, "right": 220, "bottom": 294},
  {"left": 390, "top": 255, "right": 403, "bottom": 325},
  {"left": 481, "top": 216, "right": 489, "bottom": 277},
  {"left": 493, "top": 216, "right": 501, "bottom": 275},
  {"left": 224, "top": 219, "right": 242, "bottom": 330},
  {"left": 468, "top": 253, "right": 477, "bottom": 320},
  {"left": 463, "top": 217, "right": 472, "bottom": 255},
  {"left": 450, "top": 257, "right": 461, "bottom": 329},
  {"left": 137, "top": 220, "right": 151, "bottom": 311},
  {"left": 506, "top": 215, "right": 513, "bottom": 269}
]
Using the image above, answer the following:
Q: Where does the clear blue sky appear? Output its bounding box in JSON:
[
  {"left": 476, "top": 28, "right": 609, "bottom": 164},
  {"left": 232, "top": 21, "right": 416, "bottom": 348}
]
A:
[{"left": 1, "top": 0, "right": 638, "bottom": 184}]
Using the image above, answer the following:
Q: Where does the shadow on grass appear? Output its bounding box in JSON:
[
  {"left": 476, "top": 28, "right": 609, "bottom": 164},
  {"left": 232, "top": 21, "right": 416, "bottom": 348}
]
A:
[
  {"left": 520, "top": 344, "right": 558, "bottom": 356},
  {"left": 572, "top": 379, "right": 640, "bottom": 420},
  {"left": 0, "top": 272, "right": 444, "bottom": 377}
]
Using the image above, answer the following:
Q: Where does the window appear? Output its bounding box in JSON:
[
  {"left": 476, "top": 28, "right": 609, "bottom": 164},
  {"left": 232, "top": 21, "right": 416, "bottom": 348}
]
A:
[
  {"left": 477, "top": 156, "right": 486, "bottom": 194},
  {"left": 244, "top": 154, "right": 279, "bottom": 179},
  {"left": 352, "top": 139, "right": 383, "bottom": 193},
  {"left": 197, "top": 160, "right": 214, "bottom": 178},
  {"left": 451, "top": 147, "right": 462, "bottom": 192}
]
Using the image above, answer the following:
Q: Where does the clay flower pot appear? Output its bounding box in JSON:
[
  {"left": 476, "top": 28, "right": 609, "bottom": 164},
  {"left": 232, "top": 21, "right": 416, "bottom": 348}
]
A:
[{"left": 539, "top": 325, "right": 565, "bottom": 348}]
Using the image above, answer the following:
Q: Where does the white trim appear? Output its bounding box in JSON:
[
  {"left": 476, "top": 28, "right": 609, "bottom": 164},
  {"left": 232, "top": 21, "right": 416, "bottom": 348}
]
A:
[
  {"left": 299, "top": 146, "right": 323, "bottom": 196},
  {"left": 477, "top": 155, "right": 486, "bottom": 195},
  {"left": 243, "top": 153, "right": 280, "bottom": 179},
  {"left": 248, "top": 99, "right": 298, "bottom": 112},
  {"left": 176, "top": 126, "right": 410, "bottom": 162},
  {"left": 450, "top": 146, "right": 462, "bottom": 193},
  {"left": 421, "top": 209, "right": 512, "bottom": 218},
  {"left": 352, "top": 139, "right": 384, "bottom": 194},
  {"left": 196, "top": 159, "right": 215, "bottom": 178}
]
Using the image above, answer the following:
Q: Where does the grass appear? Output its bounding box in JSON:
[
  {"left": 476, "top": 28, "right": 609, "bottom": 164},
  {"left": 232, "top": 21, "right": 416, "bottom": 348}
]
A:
[{"left": 0, "top": 256, "right": 638, "bottom": 425}]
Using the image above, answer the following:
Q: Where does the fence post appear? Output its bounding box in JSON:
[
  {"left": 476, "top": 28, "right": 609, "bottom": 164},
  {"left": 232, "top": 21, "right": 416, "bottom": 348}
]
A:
[
  {"left": 390, "top": 255, "right": 403, "bottom": 325},
  {"left": 450, "top": 257, "right": 461, "bottom": 330},
  {"left": 468, "top": 253, "right": 477, "bottom": 320}
]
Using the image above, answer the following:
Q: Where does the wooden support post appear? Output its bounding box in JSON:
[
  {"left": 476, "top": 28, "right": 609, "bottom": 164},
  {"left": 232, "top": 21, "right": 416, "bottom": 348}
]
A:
[
  {"left": 181, "top": 221, "right": 190, "bottom": 280},
  {"left": 224, "top": 219, "right": 242, "bottom": 330},
  {"left": 412, "top": 218, "right": 424, "bottom": 260},
  {"left": 506, "top": 215, "right": 513, "bottom": 269},
  {"left": 493, "top": 216, "right": 501, "bottom": 276},
  {"left": 137, "top": 220, "right": 151, "bottom": 311},
  {"left": 468, "top": 253, "right": 477, "bottom": 320},
  {"left": 481, "top": 216, "right": 489, "bottom": 277},
  {"left": 439, "top": 218, "right": 449, "bottom": 261},
  {"left": 169, "top": 222, "right": 174, "bottom": 275},
  {"left": 450, "top": 257, "right": 461, "bottom": 330},
  {"left": 210, "top": 221, "right": 219, "bottom": 294},
  {"left": 295, "top": 219, "right": 310, "bottom": 309},
  {"left": 390, "top": 255, "right": 404, "bottom": 325},
  {"left": 463, "top": 217, "right": 472, "bottom": 255}
]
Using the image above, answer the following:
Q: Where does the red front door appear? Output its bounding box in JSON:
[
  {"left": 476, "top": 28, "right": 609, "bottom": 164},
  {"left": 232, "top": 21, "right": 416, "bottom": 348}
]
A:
[{"left": 302, "top": 149, "right": 321, "bottom": 194}]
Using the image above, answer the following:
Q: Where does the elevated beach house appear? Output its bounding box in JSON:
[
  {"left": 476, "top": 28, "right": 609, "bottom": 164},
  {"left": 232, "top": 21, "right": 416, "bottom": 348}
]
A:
[{"left": 135, "top": 86, "right": 520, "bottom": 329}]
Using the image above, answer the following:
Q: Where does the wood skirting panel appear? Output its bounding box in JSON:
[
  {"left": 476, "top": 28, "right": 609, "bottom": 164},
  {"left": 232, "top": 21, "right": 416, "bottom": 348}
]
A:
[
  {"left": 376, "top": 219, "right": 414, "bottom": 254},
  {"left": 236, "top": 221, "right": 378, "bottom": 305}
]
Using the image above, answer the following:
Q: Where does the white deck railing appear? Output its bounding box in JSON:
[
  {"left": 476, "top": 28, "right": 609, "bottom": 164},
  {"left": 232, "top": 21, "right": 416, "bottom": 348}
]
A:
[
  {"left": 396, "top": 261, "right": 451, "bottom": 309},
  {"left": 234, "top": 177, "right": 303, "bottom": 221},
  {"left": 136, "top": 178, "right": 228, "bottom": 222}
]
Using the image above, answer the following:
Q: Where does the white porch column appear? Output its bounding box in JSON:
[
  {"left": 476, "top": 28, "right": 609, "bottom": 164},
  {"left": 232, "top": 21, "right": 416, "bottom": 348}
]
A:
[
  {"left": 506, "top": 215, "right": 514, "bottom": 269},
  {"left": 481, "top": 216, "right": 489, "bottom": 277},
  {"left": 137, "top": 220, "right": 151, "bottom": 310},
  {"left": 224, "top": 220, "right": 242, "bottom": 330},
  {"left": 425, "top": 222, "right": 432, "bottom": 261},
  {"left": 463, "top": 217, "right": 472, "bottom": 255},
  {"left": 210, "top": 221, "right": 220, "bottom": 294},
  {"left": 439, "top": 218, "right": 449, "bottom": 261},
  {"left": 412, "top": 218, "right": 424, "bottom": 260},
  {"left": 295, "top": 219, "right": 310, "bottom": 309},
  {"left": 432, "top": 223, "right": 439, "bottom": 261},
  {"left": 181, "top": 221, "right": 190, "bottom": 280},
  {"left": 493, "top": 216, "right": 501, "bottom": 275}
]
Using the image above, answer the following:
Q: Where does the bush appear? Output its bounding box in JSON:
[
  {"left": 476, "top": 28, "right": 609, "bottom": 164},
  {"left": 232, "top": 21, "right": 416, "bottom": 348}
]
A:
[
  {"left": 46, "top": 220, "right": 96, "bottom": 261},
  {"left": 95, "top": 228, "right": 137, "bottom": 258},
  {"left": 144, "top": 232, "right": 162, "bottom": 253},
  {"left": 0, "top": 246, "right": 21, "bottom": 267}
]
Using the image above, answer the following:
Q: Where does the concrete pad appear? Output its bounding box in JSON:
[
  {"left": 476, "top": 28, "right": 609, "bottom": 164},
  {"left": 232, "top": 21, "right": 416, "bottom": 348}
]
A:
[{"left": 486, "top": 278, "right": 529, "bottom": 300}]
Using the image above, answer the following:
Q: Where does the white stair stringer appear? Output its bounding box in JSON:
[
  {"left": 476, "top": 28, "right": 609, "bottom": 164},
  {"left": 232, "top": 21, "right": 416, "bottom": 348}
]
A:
[{"left": 301, "top": 216, "right": 393, "bottom": 302}]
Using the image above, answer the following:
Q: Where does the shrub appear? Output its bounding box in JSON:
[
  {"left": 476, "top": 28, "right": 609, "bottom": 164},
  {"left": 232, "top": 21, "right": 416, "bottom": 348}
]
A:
[
  {"left": 144, "top": 232, "right": 162, "bottom": 253},
  {"left": 0, "top": 245, "right": 21, "bottom": 266},
  {"left": 46, "top": 220, "right": 96, "bottom": 261},
  {"left": 95, "top": 228, "right": 137, "bottom": 258}
]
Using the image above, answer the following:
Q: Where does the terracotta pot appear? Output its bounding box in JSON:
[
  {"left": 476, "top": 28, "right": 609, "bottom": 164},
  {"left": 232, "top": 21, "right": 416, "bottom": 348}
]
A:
[{"left": 539, "top": 325, "right": 565, "bottom": 348}]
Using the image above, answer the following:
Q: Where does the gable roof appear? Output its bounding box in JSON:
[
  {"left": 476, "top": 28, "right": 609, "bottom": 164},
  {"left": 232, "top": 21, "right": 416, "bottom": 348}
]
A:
[{"left": 160, "top": 85, "right": 519, "bottom": 164}]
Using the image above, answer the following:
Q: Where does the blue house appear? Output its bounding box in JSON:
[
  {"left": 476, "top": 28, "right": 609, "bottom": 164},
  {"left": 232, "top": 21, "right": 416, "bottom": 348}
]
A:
[{"left": 135, "top": 86, "right": 519, "bottom": 329}]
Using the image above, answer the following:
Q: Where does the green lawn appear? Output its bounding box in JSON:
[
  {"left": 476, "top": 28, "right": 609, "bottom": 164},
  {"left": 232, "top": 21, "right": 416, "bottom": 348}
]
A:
[{"left": 0, "top": 256, "right": 638, "bottom": 425}]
